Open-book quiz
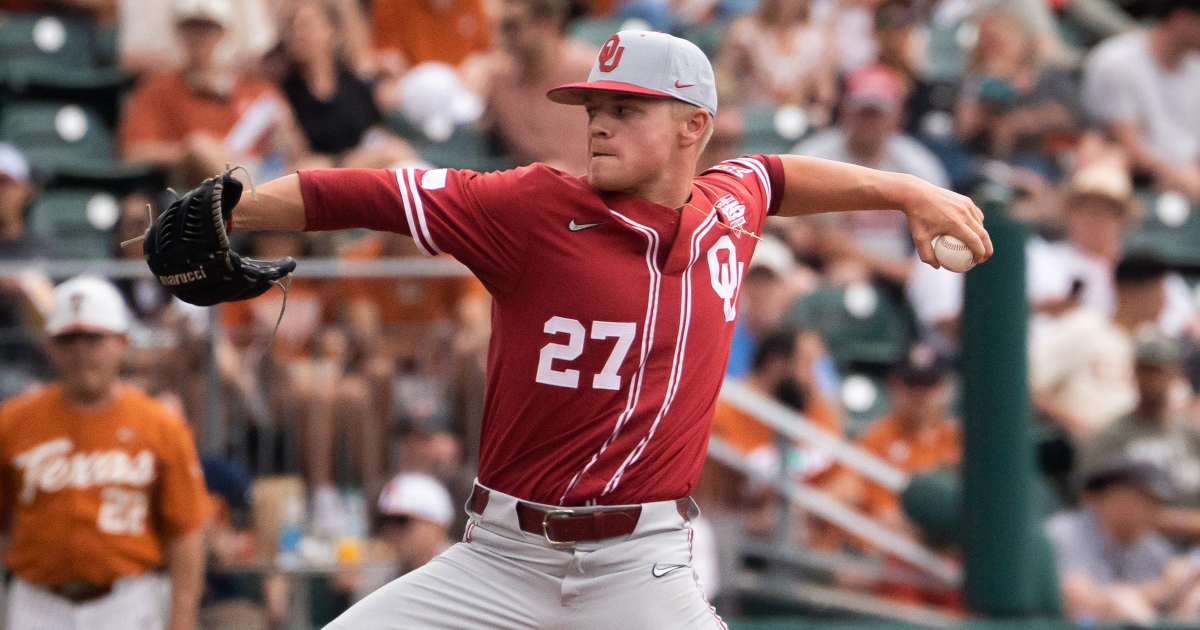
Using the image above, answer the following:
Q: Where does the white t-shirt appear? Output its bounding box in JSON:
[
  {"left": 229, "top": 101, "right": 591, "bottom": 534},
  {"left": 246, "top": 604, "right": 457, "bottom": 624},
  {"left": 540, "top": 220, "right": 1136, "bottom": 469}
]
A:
[
  {"left": 1029, "top": 308, "right": 1137, "bottom": 435},
  {"left": 794, "top": 129, "right": 950, "bottom": 260},
  {"left": 119, "top": 0, "right": 277, "bottom": 70},
  {"left": 1082, "top": 30, "right": 1200, "bottom": 164},
  {"left": 907, "top": 237, "right": 1197, "bottom": 336}
]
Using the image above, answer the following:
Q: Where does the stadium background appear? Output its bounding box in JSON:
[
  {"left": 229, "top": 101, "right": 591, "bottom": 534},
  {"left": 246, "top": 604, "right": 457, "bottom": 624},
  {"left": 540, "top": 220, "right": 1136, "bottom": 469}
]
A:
[{"left": 1, "top": 0, "right": 1200, "bottom": 627}]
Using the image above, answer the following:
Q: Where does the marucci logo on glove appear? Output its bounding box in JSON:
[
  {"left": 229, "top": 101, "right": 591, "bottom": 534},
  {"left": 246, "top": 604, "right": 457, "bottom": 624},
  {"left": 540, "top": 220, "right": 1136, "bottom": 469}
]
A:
[{"left": 158, "top": 268, "right": 208, "bottom": 286}]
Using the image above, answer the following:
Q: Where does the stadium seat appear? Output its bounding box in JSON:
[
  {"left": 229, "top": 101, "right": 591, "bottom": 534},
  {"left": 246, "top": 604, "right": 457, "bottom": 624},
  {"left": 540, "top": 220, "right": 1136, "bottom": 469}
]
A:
[
  {"left": 1124, "top": 188, "right": 1200, "bottom": 267},
  {"left": 924, "top": 22, "right": 969, "bottom": 82},
  {"left": 678, "top": 19, "right": 730, "bottom": 59},
  {"left": 839, "top": 372, "right": 891, "bottom": 437},
  {"left": 27, "top": 189, "right": 119, "bottom": 259},
  {"left": 388, "top": 114, "right": 516, "bottom": 173},
  {"left": 0, "top": 101, "right": 150, "bottom": 183},
  {"left": 0, "top": 14, "right": 99, "bottom": 69},
  {"left": 737, "top": 106, "right": 809, "bottom": 157},
  {"left": 569, "top": 17, "right": 629, "bottom": 46},
  {"left": 784, "top": 282, "right": 916, "bottom": 372}
]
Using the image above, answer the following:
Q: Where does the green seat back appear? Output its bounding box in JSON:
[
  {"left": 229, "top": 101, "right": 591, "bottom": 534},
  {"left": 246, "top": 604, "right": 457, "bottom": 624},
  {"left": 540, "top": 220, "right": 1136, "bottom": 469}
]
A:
[
  {"left": 569, "top": 17, "right": 628, "bottom": 46},
  {"left": 737, "top": 106, "right": 809, "bottom": 157},
  {"left": 28, "top": 189, "right": 117, "bottom": 259},
  {"left": 678, "top": 19, "right": 730, "bottom": 59},
  {"left": 0, "top": 101, "right": 113, "bottom": 174},
  {"left": 0, "top": 14, "right": 98, "bottom": 69},
  {"left": 1124, "top": 189, "right": 1200, "bottom": 267},
  {"left": 785, "top": 283, "right": 915, "bottom": 371}
]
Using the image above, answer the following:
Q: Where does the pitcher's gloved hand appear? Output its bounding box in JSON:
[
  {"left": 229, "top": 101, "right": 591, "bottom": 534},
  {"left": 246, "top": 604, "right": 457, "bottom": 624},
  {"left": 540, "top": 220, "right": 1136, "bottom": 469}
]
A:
[{"left": 143, "top": 168, "right": 296, "bottom": 307}]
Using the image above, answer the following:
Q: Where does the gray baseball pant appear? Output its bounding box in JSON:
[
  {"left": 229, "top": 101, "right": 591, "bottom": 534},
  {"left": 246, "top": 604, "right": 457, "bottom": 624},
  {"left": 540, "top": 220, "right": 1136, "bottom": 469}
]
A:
[{"left": 326, "top": 485, "right": 727, "bottom": 630}]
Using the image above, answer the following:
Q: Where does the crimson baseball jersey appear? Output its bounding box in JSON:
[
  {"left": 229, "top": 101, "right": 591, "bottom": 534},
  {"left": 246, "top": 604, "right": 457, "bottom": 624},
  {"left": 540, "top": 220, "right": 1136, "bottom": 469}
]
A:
[{"left": 299, "top": 156, "right": 784, "bottom": 505}]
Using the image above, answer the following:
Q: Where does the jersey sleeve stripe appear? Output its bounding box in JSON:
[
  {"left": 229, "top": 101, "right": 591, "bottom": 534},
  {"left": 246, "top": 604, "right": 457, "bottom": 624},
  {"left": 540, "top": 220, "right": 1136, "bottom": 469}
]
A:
[
  {"left": 729, "top": 158, "right": 772, "bottom": 209},
  {"left": 406, "top": 169, "right": 443, "bottom": 255},
  {"left": 394, "top": 169, "right": 434, "bottom": 257}
]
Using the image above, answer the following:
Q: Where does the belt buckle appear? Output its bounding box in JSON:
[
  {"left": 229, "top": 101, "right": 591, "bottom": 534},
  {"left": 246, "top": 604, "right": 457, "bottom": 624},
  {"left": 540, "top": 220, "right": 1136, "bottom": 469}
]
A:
[{"left": 541, "top": 508, "right": 577, "bottom": 546}]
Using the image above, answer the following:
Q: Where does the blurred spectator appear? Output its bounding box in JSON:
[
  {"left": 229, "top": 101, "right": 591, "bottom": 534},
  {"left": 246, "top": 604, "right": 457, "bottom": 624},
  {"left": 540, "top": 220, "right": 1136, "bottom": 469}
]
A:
[
  {"left": 909, "top": 155, "right": 1196, "bottom": 337},
  {"left": 119, "top": 0, "right": 308, "bottom": 187},
  {"left": 813, "top": 0, "right": 879, "bottom": 74},
  {"left": 872, "top": 0, "right": 937, "bottom": 136},
  {"left": 954, "top": 9, "right": 1079, "bottom": 180},
  {"left": 119, "top": 0, "right": 277, "bottom": 75},
  {"left": 793, "top": 64, "right": 948, "bottom": 285},
  {"left": 841, "top": 343, "right": 960, "bottom": 533},
  {"left": 1079, "top": 333, "right": 1200, "bottom": 540},
  {"left": 280, "top": 0, "right": 417, "bottom": 169},
  {"left": 697, "top": 328, "right": 840, "bottom": 532},
  {"left": 1030, "top": 255, "right": 1171, "bottom": 437},
  {"left": 714, "top": 0, "right": 837, "bottom": 112},
  {"left": 1082, "top": 0, "right": 1200, "bottom": 200},
  {"left": 219, "top": 233, "right": 375, "bottom": 500},
  {"left": 377, "top": 473, "right": 455, "bottom": 573},
  {"left": 372, "top": 0, "right": 490, "bottom": 71},
  {"left": 725, "top": 259, "right": 792, "bottom": 378},
  {"left": 111, "top": 195, "right": 174, "bottom": 322},
  {"left": 463, "top": 0, "right": 593, "bottom": 175},
  {"left": 0, "top": 144, "right": 54, "bottom": 399},
  {"left": 1047, "top": 458, "right": 1200, "bottom": 624},
  {"left": 0, "top": 145, "right": 41, "bottom": 261},
  {"left": 198, "top": 455, "right": 281, "bottom": 630}
]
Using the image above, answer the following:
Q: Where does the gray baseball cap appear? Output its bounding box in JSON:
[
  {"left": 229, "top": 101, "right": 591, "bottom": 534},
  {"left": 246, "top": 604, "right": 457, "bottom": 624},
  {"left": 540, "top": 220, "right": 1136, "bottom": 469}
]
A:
[{"left": 547, "top": 30, "right": 717, "bottom": 115}]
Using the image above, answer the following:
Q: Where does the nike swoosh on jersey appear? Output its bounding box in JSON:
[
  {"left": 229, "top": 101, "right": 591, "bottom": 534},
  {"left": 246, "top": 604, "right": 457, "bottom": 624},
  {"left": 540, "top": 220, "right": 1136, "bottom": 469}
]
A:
[
  {"left": 651, "top": 563, "right": 690, "bottom": 578},
  {"left": 568, "top": 219, "right": 604, "bottom": 231}
]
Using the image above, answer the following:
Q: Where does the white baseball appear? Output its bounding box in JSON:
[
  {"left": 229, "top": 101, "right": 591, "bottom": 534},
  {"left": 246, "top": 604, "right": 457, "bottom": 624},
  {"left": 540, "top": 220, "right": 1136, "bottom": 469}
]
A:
[{"left": 933, "top": 235, "right": 976, "bottom": 273}]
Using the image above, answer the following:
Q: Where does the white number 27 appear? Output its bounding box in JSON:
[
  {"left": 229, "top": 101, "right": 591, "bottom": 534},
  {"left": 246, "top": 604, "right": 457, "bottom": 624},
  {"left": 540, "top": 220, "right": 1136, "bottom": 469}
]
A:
[{"left": 536, "top": 317, "right": 636, "bottom": 390}]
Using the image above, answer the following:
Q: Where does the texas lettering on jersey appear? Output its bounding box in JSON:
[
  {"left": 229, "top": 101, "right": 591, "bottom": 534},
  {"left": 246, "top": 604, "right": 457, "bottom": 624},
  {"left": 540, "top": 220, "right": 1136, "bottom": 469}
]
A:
[
  {"left": 13, "top": 438, "right": 155, "bottom": 504},
  {"left": 299, "top": 155, "right": 784, "bottom": 506}
]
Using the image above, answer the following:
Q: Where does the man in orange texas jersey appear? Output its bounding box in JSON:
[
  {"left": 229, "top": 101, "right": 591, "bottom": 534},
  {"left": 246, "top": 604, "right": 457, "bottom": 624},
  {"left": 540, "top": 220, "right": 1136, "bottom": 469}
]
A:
[{"left": 0, "top": 276, "right": 211, "bottom": 630}]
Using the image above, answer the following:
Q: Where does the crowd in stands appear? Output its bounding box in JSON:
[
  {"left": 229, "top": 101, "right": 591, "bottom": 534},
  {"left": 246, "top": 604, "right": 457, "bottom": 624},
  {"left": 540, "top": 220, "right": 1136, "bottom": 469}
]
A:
[{"left": 3, "top": 0, "right": 1200, "bottom": 626}]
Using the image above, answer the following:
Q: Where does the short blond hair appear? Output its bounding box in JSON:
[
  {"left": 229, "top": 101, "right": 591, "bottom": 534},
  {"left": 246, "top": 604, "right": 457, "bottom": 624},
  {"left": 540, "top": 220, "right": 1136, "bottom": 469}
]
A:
[{"left": 671, "top": 101, "right": 715, "bottom": 155}]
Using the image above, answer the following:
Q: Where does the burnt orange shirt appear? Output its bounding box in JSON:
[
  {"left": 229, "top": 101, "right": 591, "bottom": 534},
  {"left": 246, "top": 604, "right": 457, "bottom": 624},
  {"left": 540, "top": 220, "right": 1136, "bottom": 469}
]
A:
[
  {"left": 853, "top": 414, "right": 961, "bottom": 518},
  {"left": 336, "top": 233, "right": 485, "bottom": 326},
  {"left": 220, "top": 279, "right": 331, "bottom": 359},
  {"left": 710, "top": 395, "right": 841, "bottom": 454},
  {"left": 120, "top": 71, "right": 286, "bottom": 159},
  {"left": 0, "top": 385, "right": 211, "bottom": 587},
  {"left": 372, "top": 0, "right": 490, "bottom": 67}
]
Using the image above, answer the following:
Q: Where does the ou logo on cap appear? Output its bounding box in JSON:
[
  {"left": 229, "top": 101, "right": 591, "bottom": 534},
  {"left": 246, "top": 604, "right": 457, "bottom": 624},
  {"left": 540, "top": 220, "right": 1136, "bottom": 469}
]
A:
[{"left": 598, "top": 34, "right": 625, "bottom": 72}]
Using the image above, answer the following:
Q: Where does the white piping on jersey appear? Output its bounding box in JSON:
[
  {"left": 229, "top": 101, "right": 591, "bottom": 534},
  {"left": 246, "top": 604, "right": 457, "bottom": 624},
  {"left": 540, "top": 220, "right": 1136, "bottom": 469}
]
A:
[
  {"left": 603, "top": 210, "right": 720, "bottom": 496},
  {"left": 395, "top": 169, "right": 433, "bottom": 256},
  {"left": 406, "top": 169, "right": 441, "bottom": 254},
  {"left": 558, "top": 211, "right": 663, "bottom": 504},
  {"left": 729, "top": 158, "right": 772, "bottom": 211},
  {"left": 394, "top": 169, "right": 442, "bottom": 256}
]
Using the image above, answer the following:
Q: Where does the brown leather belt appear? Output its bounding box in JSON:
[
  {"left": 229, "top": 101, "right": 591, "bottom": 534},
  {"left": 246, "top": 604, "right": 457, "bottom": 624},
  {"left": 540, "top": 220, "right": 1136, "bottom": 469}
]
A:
[
  {"left": 469, "top": 485, "right": 689, "bottom": 545},
  {"left": 50, "top": 581, "right": 113, "bottom": 604}
]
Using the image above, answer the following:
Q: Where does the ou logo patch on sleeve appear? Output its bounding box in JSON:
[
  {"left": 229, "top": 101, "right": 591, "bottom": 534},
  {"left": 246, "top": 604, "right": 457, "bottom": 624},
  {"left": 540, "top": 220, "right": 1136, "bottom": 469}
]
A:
[
  {"left": 707, "top": 235, "right": 744, "bottom": 322},
  {"left": 598, "top": 34, "right": 625, "bottom": 72}
]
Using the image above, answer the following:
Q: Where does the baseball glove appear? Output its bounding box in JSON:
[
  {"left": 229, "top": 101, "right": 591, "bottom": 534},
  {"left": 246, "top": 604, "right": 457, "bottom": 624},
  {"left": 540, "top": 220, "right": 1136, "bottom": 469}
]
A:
[{"left": 142, "top": 168, "right": 296, "bottom": 307}]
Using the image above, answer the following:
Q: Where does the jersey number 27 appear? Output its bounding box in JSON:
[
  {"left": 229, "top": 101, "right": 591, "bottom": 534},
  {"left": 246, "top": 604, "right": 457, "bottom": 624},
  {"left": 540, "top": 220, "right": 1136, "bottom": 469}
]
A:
[{"left": 536, "top": 317, "right": 636, "bottom": 390}]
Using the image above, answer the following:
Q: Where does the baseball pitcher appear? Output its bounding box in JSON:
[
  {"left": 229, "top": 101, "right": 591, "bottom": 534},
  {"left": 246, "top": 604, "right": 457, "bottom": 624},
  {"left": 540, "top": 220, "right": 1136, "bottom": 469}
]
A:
[
  {"left": 140, "top": 31, "right": 990, "bottom": 629},
  {"left": 0, "top": 277, "right": 211, "bottom": 630}
]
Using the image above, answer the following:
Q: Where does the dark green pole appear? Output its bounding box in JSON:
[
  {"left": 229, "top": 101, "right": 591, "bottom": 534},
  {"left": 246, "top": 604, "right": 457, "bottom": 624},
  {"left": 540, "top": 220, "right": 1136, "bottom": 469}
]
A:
[{"left": 960, "top": 186, "right": 1036, "bottom": 616}]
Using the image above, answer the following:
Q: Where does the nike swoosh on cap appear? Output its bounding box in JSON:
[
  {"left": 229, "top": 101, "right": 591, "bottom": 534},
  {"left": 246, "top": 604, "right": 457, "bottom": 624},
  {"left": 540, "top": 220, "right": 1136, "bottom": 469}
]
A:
[
  {"left": 674, "top": 81, "right": 694, "bottom": 88},
  {"left": 568, "top": 219, "right": 604, "bottom": 231},
  {"left": 651, "top": 563, "right": 690, "bottom": 578}
]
